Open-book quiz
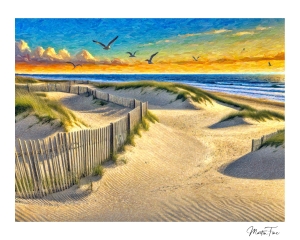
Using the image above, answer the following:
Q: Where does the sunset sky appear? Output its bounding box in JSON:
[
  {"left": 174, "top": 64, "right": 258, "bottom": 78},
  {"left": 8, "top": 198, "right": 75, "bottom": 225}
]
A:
[{"left": 15, "top": 18, "right": 285, "bottom": 74}]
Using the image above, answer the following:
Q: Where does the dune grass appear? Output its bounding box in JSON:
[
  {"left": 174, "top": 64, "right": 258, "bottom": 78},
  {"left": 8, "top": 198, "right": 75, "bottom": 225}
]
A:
[
  {"left": 15, "top": 75, "right": 72, "bottom": 84},
  {"left": 92, "top": 165, "right": 105, "bottom": 177},
  {"left": 220, "top": 109, "right": 285, "bottom": 122},
  {"left": 94, "top": 81, "right": 284, "bottom": 123},
  {"left": 260, "top": 129, "right": 285, "bottom": 148},
  {"left": 15, "top": 76, "right": 42, "bottom": 84},
  {"left": 15, "top": 88, "right": 87, "bottom": 131}
]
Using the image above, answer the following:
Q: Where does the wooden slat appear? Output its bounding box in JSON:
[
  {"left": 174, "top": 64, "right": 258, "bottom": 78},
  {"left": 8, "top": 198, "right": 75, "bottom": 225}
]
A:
[
  {"left": 79, "top": 130, "right": 85, "bottom": 177},
  {"left": 54, "top": 135, "right": 67, "bottom": 190},
  {"left": 30, "top": 140, "right": 44, "bottom": 197},
  {"left": 15, "top": 146, "right": 31, "bottom": 198},
  {"left": 18, "top": 139, "right": 34, "bottom": 198},
  {"left": 24, "top": 140, "right": 39, "bottom": 196},
  {"left": 37, "top": 140, "right": 50, "bottom": 195},
  {"left": 58, "top": 133, "right": 70, "bottom": 188},
  {"left": 72, "top": 131, "right": 80, "bottom": 181},
  {"left": 65, "top": 132, "right": 75, "bottom": 185},
  {"left": 42, "top": 138, "right": 55, "bottom": 194},
  {"left": 49, "top": 137, "right": 63, "bottom": 192},
  {"left": 15, "top": 150, "right": 28, "bottom": 198}
]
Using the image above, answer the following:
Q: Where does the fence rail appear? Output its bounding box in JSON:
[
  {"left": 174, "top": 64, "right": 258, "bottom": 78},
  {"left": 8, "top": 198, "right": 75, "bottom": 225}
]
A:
[
  {"left": 251, "top": 130, "right": 282, "bottom": 152},
  {"left": 15, "top": 83, "right": 148, "bottom": 199}
]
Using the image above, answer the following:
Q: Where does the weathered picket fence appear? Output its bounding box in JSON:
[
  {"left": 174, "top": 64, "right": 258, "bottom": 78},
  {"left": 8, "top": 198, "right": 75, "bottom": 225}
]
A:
[
  {"left": 251, "top": 130, "right": 283, "bottom": 152},
  {"left": 15, "top": 82, "right": 148, "bottom": 199}
]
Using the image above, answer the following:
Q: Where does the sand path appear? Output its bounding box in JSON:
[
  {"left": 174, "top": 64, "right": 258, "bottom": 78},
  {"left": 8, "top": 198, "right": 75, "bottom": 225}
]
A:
[{"left": 15, "top": 88, "right": 285, "bottom": 222}]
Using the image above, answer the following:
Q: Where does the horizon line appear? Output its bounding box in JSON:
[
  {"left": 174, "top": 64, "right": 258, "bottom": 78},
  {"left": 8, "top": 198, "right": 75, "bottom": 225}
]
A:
[{"left": 16, "top": 72, "right": 285, "bottom": 75}]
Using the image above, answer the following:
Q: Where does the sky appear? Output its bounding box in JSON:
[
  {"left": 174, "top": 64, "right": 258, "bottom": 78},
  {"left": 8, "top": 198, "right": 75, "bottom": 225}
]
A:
[{"left": 15, "top": 18, "right": 285, "bottom": 74}]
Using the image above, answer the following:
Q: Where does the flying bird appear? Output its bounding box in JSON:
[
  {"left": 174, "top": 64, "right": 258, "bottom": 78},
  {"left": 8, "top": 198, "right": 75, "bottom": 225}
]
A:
[
  {"left": 92, "top": 36, "right": 118, "bottom": 50},
  {"left": 193, "top": 56, "right": 200, "bottom": 61},
  {"left": 145, "top": 52, "right": 159, "bottom": 64},
  {"left": 268, "top": 62, "right": 272, "bottom": 66},
  {"left": 241, "top": 48, "right": 246, "bottom": 53},
  {"left": 126, "top": 51, "right": 138, "bottom": 57},
  {"left": 66, "top": 62, "right": 82, "bottom": 69}
]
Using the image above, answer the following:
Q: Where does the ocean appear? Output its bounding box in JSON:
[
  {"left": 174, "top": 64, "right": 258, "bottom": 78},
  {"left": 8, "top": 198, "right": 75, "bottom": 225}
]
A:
[{"left": 16, "top": 74, "right": 285, "bottom": 102}]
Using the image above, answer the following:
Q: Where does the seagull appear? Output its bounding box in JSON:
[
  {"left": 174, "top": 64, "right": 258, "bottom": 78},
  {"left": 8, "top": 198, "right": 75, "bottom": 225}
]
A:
[
  {"left": 241, "top": 48, "right": 246, "bottom": 53},
  {"left": 145, "top": 52, "right": 158, "bottom": 64},
  {"left": 192, "top": 56, "right": 200, "bottom": 61},
  {"left": 66, "top": 62, "right": 82, "bottom": 69},
  {"left": 268, "top": 62, "right": 272, "bottom": 66},
  {"left": 92, "top": 36, "right": 118, "bottom": 50},
  {"left": 126, "top": 51, "right": 138, "bottom": 57}
]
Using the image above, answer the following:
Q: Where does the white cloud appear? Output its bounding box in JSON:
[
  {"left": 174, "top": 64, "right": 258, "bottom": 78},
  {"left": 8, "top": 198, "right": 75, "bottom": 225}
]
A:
[
  {"left": 233, "top": 31, "right": 255, "bottom": 36},
  {"left": 256, "top": 26, "right": 272, "bottom": 31},
  {"left": 58, "top": 49, "right": 71, "bottom": 60},
  {"left": 15, "top": 40, "right": 31, "bottom": 61},
  {"left": 179, "top": 32, "right": 202, "bottom": 38},
  {"left": 75, "top": 50, "right": 96, "bottom": 62},
  {"left": 179, "top": 29, "right": 232, "bottom": 38},
  {"left": 42, "top": 47, "right": 62, "bottom": 61},
  {"left": 31, "top": 46, "right": 45, "bottom": 60},
  {"left": 206, "top": 29, "right": 232, "bottom": 34}
]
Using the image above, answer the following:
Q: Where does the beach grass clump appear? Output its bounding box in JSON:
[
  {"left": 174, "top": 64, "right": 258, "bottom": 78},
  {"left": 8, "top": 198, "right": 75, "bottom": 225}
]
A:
[
  {"left": 92, "top": 165, "right": 105, "bottom": 177},
  {"left": 220, "top": 109, "right": 285, "bottom": 123},
  {"left": 260, "top": 129, "right": 285, "bottom": 148},
  {"left": 93, "top": 99, "right": 108, "bottom": 106},
  {"left": 145, "top": 110, "right": 159, "bottom": 123},
  {"left": 141, "top": 117, "right": 150, "bottom": 131},
  {"left": 15, "top": 76, "right": 41, "bottom": 84},
  {"left": 15, "top": 88, "right": 87, "bottom": 131}
]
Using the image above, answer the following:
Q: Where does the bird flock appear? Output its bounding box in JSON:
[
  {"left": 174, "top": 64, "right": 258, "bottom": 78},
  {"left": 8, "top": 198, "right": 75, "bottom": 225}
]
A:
[
  {"left": 65, "top": 36, "right": 273, "bottom": 69},
  {"left": 66, "top": 36, "right": 159, "bottom": 69}
]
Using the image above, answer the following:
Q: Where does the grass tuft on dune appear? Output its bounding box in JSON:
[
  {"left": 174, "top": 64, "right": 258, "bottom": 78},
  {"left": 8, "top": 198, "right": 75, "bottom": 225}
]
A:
[
  {"left": 15, "top": 88, "right": 87, "bottom": 131},
  {"left": 260, "top": 129, "right": 285, "bottom": 148},
  {"left": 15, "top": 76, "right": 42, "bottom": 84},
  {"left": 220, "top": 109, "right": 285, "bottom": 123}
]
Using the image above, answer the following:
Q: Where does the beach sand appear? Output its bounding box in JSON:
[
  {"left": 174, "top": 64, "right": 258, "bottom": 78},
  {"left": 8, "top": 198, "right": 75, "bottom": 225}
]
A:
[{"left": 15, "top": 85, "right": 285, "bottom": 222}]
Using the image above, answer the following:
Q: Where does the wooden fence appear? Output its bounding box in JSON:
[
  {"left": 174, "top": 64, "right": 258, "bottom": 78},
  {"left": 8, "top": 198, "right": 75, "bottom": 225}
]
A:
[
  {"left": 251, "top": 130, "right": 282, "bottom": 152},
  {"left": 15, "top": 83, "right": 148, "bottom": 199}
]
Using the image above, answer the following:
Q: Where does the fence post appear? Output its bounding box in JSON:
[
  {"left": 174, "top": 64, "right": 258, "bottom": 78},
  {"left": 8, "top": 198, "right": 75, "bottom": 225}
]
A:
[
  {"left": 251, "top": 139, "right": 254, "bottom": 152},
  {"left": 110, "top": 123, "right": 115, "bottom": 157},
  {"left": 27, "top": 83, "right": 30, "bottom": 92},
  {"left": 107, "top": 93, "right": 110, "bottom": 102},
  {"left": 128, "top": 112, "right": 131, "bottom": 134},
  {"left": 134, "top": 99, "right": 136, "bottom": 108},
  {"left": 140, "top": 101, "right": 143, "bottom": 119},
  {"left": 78, "top": 86, "right": 80, "bottom": 95}
]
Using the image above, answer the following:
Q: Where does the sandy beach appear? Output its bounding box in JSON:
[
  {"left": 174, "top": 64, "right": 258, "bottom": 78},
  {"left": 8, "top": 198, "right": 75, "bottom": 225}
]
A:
[{"left": 15, "top": 85, "right": 285, "bottom": 222}]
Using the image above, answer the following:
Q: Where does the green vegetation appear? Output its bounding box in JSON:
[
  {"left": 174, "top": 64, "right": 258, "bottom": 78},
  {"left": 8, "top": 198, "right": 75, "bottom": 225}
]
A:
[
  {"left": 15, "top": 88, "right": 87, "bottom": 131},
  {"left": 260, "top": 129, "right": 285, "bottom": 148},
  {"left": 15, "top": 75, "right": 71, "bottom": 84},
  {"left": 145, "top": 110, "right": 159, "bottom": 123},
  {"left": 15, "top": 76, "right": 41, "bottom": 84},
  {"left": 93, "top": 99, "right": 108, "bottom": 106},
  {"left": 220, "top": 109, "right": 285, "bottom": 122},
  {"left": 92, "top": 165, "right": 105, "bottom": 177}
]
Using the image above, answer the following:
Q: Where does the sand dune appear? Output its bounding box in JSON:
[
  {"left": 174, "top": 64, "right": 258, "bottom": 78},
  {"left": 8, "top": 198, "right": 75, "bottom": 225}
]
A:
[{"left": 15, "top": 86, "right": 285, "bottom": 222}]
